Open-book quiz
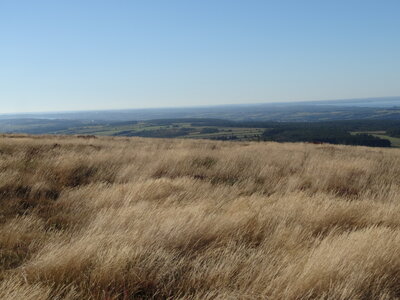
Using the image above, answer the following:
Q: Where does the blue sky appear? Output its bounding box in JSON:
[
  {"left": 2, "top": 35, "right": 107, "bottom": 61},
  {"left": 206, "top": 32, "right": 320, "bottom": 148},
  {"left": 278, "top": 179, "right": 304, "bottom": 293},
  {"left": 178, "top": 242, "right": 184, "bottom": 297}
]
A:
[{"left": 1, "top": 0, "right": 399, "bottom": 113}]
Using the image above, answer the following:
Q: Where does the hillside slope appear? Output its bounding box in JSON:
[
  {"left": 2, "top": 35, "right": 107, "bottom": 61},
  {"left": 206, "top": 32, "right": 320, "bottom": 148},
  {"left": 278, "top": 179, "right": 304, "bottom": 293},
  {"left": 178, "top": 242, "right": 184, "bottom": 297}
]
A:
[{"left": 1, "top": 135, "right": 400, "bottom": 299}]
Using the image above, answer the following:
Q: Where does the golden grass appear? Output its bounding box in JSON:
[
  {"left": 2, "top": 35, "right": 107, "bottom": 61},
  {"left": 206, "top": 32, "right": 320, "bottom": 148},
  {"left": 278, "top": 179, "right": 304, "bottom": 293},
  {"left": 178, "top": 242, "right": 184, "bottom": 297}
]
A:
[{"left": 1, "top": 134, "right": 400, "bottom": 299}]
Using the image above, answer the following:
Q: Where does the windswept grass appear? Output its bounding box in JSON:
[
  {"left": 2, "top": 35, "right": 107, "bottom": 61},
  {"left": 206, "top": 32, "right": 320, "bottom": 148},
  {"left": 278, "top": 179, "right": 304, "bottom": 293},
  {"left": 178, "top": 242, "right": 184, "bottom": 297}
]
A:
[{"left": 1, "top": 134, "right": 400, "bottom": 299}]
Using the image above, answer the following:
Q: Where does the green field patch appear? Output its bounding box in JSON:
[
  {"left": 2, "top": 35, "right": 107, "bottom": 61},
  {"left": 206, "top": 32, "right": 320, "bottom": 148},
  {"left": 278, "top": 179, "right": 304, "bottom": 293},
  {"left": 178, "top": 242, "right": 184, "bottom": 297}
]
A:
[{"left": 351, "top": 131, "right": 400, "bottom": 148}]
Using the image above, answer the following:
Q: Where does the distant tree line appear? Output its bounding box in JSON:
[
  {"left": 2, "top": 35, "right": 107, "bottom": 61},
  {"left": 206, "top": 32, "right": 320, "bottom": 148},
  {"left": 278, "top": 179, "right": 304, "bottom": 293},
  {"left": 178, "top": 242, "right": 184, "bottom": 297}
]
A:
[
  {"left": 111, "top": 119, "right": 394, "bottom": 147},
  {"left": 386, "top": 128, "right": 400, "bottom": 138},
  {"left": 200, "top": 128, "right": 219, "bottom": 134},
  {"left": 210, "top": 135, "right": 238, "bottom": 141},
  {"left": 147, "top": 118, "right": 400, "bottom": 132},
  {"left": 113, "top": 127, "right": 194, "bottom": 138},
  {"left": 261, "top": 127, "right": 391, "bottom": 147}
]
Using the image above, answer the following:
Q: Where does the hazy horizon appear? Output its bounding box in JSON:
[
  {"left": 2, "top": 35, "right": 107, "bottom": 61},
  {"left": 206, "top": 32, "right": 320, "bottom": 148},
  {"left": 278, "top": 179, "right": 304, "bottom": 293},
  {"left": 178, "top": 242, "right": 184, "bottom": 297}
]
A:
[{"left": 1, "top": 96, "right": 400, "bottom": 117}]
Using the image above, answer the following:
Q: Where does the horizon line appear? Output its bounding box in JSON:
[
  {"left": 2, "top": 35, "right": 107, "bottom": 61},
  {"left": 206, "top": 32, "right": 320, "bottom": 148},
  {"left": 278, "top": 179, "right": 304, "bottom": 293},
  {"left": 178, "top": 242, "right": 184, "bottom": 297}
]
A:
[{"left": 2, "top": 95, "right": 400, "bottom": 116}]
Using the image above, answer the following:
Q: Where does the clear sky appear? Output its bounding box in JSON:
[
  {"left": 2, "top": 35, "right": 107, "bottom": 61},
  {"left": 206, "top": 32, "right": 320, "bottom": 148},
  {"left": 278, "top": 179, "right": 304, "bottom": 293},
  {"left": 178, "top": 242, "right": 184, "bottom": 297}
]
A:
[{"left": 1, "top": 0, "right": 399, "bottom": 113}]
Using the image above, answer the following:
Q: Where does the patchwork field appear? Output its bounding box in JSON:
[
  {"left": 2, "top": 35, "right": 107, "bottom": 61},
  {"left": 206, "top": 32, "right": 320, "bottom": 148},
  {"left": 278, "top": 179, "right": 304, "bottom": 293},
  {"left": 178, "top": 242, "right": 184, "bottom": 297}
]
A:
[
  {"left": 1, "top": 135, "right": 400, "bottom": 299},
  {"left": 3, "top": 118, "right": 400, "bottom": 147}
]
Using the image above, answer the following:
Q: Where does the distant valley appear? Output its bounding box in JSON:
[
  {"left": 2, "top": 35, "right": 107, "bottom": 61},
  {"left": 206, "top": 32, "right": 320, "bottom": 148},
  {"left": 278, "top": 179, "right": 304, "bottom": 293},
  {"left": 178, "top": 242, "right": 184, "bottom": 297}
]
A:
[{"left": 2, "top": 97, "right": 400, "bottom": 148}]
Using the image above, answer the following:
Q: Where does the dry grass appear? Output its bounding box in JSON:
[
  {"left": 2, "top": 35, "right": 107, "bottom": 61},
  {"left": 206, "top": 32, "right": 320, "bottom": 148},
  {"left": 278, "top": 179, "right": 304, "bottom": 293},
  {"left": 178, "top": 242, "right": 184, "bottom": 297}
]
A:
[{"left": 1, "top": 134, "right": 400, "bottom": 299}]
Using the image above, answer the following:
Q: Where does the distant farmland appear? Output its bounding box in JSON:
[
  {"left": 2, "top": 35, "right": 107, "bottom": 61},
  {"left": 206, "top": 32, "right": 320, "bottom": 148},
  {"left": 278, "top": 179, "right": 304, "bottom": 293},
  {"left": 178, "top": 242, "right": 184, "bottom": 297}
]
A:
[{"left": 3, "top": 118, "right": 400, "bottom": 147}]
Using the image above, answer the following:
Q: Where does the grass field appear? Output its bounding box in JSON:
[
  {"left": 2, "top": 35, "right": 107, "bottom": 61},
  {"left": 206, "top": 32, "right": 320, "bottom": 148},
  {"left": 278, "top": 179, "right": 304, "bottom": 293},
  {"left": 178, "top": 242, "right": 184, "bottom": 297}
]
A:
[{"left": 1, "top": 135, "right": 400, "bottom": 299}]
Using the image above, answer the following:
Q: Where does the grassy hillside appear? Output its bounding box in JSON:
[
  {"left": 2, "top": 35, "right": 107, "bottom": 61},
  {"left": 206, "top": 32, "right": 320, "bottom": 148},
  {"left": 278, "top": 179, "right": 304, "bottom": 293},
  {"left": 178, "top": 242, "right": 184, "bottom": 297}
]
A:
[{"left": 1, "top": 135, "right": 400, "bottom": 299}]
